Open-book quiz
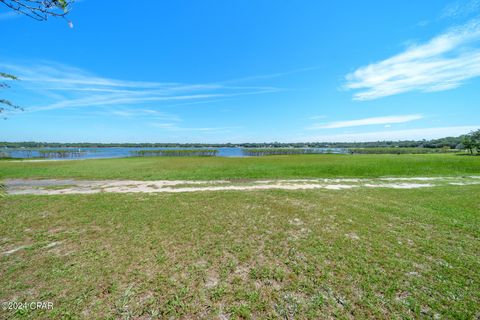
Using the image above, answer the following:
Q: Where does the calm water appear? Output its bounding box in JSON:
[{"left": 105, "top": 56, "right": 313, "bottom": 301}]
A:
[{"left": 3, "top": 147, "right": 348, "bottom": 160}]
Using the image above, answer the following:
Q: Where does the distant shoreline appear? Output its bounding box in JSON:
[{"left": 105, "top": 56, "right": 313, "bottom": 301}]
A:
[{"left": 0, "top": 133, "right": 470, "bottom": 149}]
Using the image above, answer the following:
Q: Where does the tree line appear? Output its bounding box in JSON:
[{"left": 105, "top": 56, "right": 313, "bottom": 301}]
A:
[{"left": 1, "top": 130, "right": 479, "bottom": 150}]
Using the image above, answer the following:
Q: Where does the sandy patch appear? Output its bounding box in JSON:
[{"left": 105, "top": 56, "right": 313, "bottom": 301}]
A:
[
  {"left": 3, "top": 245, "right": 28, "bottom": 256},
  {"left": 205, "top": 270, "right": 219, "bottom": 289},
  {"left": 10, "top": 158, "right": 87, "bottom": 162},
  {"left": 364, "top": 183, "right": 434, "bottom": 189},
  {"left": 449, "top": 182, "right": 480, "bottom": 186},
  {"left": 289, "top": 218, "right": 304, "bottom": 226},
  {"left": 44, "top": 241, "right": 62, "bottom": 249},
  {"left": 4, "top": 176, "right": 480, "bottom": 195},
  {"left": 345, "top": 233, "right": 360, "bottom": 240},
  {"left": 380, "top": 177, "right": 441, "bottom": 181}
]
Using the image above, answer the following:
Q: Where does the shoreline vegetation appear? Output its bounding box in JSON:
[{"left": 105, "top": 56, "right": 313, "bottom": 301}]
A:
[
  {"left": 347, "top": 147, "right": 459, "bottom": 154},
  {"left": 242, "top": 148, "right": 339, "bottom": 156},
  {"left": 0, "top": 133, "right": 472, "bottom": 149},
  {"left": 132, "top": 149, "right": 218, "bottom": 157},
  {"left": 38, "top": 149, "right": 86, "bottom": 159},
  {"left": 2, "top": 131, "right": 479, "bottom": 158},
  {"left": 0, "top": 147, "right": 476, "bottom": 160}
]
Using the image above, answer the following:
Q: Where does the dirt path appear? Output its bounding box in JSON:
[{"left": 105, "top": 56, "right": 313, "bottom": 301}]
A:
[{"left": 4, "top": 176, "right": 480, "bottom": 195}]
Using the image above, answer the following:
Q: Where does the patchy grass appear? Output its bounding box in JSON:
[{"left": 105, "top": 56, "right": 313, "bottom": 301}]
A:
[
  {"left": 1, "top": 185, "right": 479, "bottom": 319},
  {"left": 1, "top": 154, "right": 479, "bottom": 180},
  {"left": 41, "top": 185, "right": 77, "bottom": 191}
]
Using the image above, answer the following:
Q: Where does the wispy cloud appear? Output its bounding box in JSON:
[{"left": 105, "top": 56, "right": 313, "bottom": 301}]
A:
[
  {"left": 441, "top": 0, "right": 480, "bottom": 19},
  {"left": 308, "top": 115, "right": 327, "bottom": 120},
  {"left": 301, "top": 126, "right": 479, "bottom": 142},
  {"left": 150, "top": 122, "right": 239, "bottom": 132},
  {"left": 94, "top": 108, "right": 181, "bottom": 121},
  {"left": 345, "top": 19, "right": 480, "bottom": 100},
  {"left": 0, "top": 61, "right": 281, "bottom": 112},
  {"left": 221, "top": 66, "right": 321, "bottom": 84},
  {"left": 308, "top": 114, "right": 423, "bottom": 129}
]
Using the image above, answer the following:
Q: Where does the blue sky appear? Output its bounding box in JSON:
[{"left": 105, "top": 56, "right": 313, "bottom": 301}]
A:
[{"left": 1, "top": 0, "right": 479, "bottom": 143}]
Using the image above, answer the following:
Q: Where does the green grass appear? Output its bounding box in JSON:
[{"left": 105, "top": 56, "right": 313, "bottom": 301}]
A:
[
  {"left": 348, "top": 147, "right": 459, "bottom": 154},
  {"left": 1, "top": 186, "right": 479, "bottom": 319},
  {"left": 1, "top": 154, "right": 479, "bottom": 180},
  {"left": 1, "top": 154, "right": 479, "bottom": 318}
]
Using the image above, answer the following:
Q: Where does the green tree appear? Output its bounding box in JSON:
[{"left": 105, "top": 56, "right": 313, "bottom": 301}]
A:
[
  {"left": 471, "top": 129, "right": 480, "bottom": 153},
  {"left": 462, "top": 130, "right": 480, "bottom": 155},
  {"left": 463, "top": 135, "right": 475, "bottom": 154}
]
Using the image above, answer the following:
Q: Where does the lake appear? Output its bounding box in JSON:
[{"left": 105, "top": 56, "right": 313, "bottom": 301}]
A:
[{"left": 2, "top": 147, "right": 348, "bottom": 160}]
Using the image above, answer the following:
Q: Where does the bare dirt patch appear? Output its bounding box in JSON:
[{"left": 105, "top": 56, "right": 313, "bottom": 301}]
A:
[{"left": 4, "top": 176, "right": 480, "bottom": 195}]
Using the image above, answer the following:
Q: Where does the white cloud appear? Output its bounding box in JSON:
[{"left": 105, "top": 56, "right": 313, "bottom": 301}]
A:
[
  {"left": 0, "top": 61, "right": 281, "bottom": 112},
  {"left": 222, "top": 66, "right": 320, "bottom": 84},
  {"left": 345, "top": 19, "right": 480, "bottom": 100},
  {"left": 301, "top": 126, "right": 479, "bottom": 142},
  {"left": 150, "top": 122, "right": 239, "bottom": 132},
  {"left": 441, "top": 0, "right": 480, "bottom": 19},
  {"left": 308, "top": 114, "right": 423, "bottom": 129},
  {"left": 97, "top": 108, "right": 181, "bottom": 122}
]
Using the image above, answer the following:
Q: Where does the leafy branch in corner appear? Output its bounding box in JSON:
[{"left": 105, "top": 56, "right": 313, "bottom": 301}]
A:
[{"left": 0, "top": 0, "right": 73, "bottom": 24}]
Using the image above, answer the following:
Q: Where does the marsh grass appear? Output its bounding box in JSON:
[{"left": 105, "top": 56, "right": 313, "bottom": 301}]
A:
[
  {"left": 0, "top": 151, "right": 10, "bottom": 159},
  {"left": 349, "top": 147, "right": 460, "bottom": 154},
  {"left": 242, "top": 148, "right": 338, "bottom": 156},
  {"left": 39, "top": 149, "right": 85, "bottom": 159},
  {"left": 132, "top": 149, "right": 218, "bottom": 157}
]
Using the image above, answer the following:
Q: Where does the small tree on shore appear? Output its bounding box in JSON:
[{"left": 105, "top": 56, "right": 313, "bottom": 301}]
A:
[
  {"left": 462, "top": 129, "right": 480, "bottom": 154},
  {"left": 472, "top": 130, "right": 480, "bottom": 153}
]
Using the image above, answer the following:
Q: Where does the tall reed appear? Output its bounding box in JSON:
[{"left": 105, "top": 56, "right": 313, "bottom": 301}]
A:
[
  {"left": 241, "top": 148, "right": 340, "bottom": 156},
  {"left": 39, "top": 149, "right": 85, "bottom": 159},
  {"left": 132, "top": 149, "right": 218, "bottom": 157}
]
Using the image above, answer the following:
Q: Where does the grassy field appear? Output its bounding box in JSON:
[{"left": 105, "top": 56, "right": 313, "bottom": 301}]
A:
[
  {"left": 1, "top": 154, "right": 479, "bottom": 180},
  {"left": 1, "top": 154, "right": 479, "bottom": 319},
  {"left": 0, "top": 186, "right": 479, "bottom": 319}
]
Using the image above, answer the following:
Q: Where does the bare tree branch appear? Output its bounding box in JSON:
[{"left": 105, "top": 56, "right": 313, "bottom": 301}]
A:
[
  {"left": 0, "top": 72, "right": 18, "bottom": 80},
  {"left": 0, "top": 0, "right": 73, "bottom": 22},
  {"left": 0, "top": 72, "right": 23, "bottom": 118}
]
